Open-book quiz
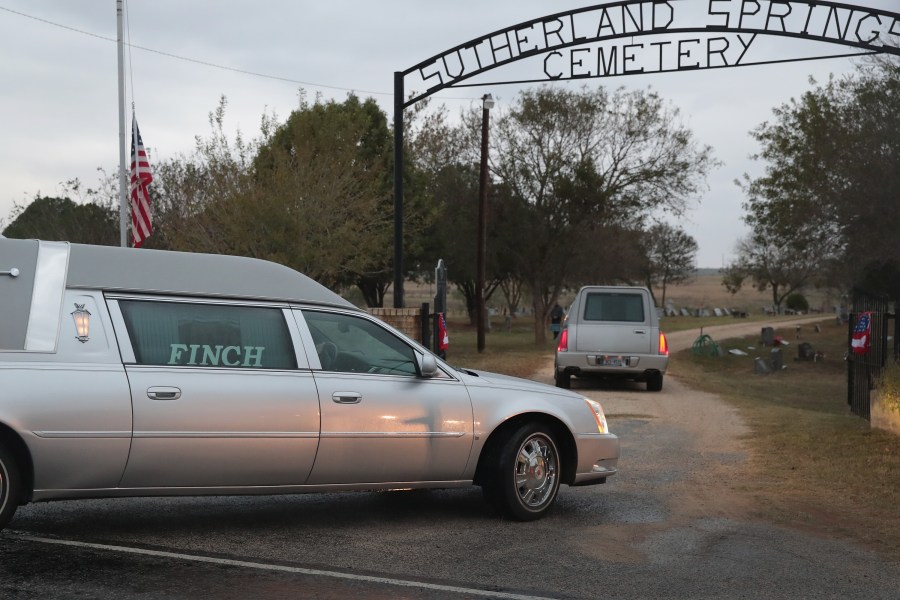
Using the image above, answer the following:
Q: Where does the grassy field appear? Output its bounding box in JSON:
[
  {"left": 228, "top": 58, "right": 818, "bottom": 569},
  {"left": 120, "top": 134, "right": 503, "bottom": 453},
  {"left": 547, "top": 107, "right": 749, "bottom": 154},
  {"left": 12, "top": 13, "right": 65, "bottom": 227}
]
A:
[
  {"left": 442, "top": 318, "right": 551, "bottom": 378},
  {"left": 658, "top": 272, "right": 839, "bottom": 314},
  {"left": 403, "top": 272, "right": 842, "bottom": 323},
  {"left": 672, "top": 321, "right": 900, "bottom": 560}
]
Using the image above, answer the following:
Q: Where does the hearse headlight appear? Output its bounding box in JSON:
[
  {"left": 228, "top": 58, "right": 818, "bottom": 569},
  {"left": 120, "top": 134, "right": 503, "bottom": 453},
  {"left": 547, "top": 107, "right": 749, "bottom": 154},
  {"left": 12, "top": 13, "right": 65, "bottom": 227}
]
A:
[{"left": 584, "top": 398, "right": 610, "bottom": 434}]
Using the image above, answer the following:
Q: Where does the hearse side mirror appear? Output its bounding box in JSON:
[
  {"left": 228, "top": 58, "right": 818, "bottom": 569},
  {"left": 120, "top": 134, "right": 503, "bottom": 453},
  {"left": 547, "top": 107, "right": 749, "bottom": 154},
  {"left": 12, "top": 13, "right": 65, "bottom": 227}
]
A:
[{"left": 418, "top": 353, "right": 438, "bottom": 378}]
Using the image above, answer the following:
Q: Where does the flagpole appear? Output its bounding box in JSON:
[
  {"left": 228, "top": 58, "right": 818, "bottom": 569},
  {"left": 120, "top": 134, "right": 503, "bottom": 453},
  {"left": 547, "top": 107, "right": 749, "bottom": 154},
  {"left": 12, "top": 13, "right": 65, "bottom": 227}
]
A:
[{"left": 116, "top": 0, "right": 128, "bottom": 247}]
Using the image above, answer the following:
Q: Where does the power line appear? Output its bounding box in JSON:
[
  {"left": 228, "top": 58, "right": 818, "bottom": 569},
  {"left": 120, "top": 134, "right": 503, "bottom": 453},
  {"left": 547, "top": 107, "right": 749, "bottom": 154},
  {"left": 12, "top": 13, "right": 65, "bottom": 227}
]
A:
[{"left": 0, "top": 3, "right": 396, "bottom": 97}]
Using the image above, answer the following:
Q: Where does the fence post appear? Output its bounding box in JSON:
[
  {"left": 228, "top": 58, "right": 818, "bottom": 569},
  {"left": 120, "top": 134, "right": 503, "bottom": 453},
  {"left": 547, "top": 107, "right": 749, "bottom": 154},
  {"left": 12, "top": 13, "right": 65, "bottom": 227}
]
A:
[
  {"left": 434, "top": 259, "right": 447, "bottom": 359},
  {"left": 421, "top": 302, "right": 430, "bottom": 348}
]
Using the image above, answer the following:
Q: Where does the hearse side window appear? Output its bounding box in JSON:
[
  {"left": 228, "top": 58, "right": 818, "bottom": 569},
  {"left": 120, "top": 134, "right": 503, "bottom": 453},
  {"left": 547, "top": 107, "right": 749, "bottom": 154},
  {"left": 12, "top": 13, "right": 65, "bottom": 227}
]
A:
[
  {"left": 119, "top": 301, "right": 296, "bottom": 369},
  {"left": 302, "top": 311, "right": 418, "bottom": 376},
  {"left": 583, "top": 293, "right": 645, "bottom": 323}
]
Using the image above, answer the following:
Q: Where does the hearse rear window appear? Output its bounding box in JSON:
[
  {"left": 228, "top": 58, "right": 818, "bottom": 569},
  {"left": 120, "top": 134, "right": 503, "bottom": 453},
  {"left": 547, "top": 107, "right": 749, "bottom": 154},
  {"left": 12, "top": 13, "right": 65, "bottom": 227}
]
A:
[
  {"left": 583, "top": 293, "right": 645, "bottom": 323},
  {"left": 119, "top": 301, "right": 296, "bottom": 369}
]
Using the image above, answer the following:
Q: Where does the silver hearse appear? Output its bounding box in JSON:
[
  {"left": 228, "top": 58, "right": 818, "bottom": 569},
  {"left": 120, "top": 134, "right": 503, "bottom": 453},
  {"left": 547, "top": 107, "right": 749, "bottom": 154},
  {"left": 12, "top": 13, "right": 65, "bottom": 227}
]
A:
[{"left": 0, "top": 239, "right": 618, "bottom": 527}]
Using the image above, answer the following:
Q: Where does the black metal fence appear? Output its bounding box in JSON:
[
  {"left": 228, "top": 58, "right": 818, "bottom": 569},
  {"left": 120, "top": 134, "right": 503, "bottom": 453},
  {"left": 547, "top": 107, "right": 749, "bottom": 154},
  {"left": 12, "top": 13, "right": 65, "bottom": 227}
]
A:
[{"left": 846, "top": 289, "right": 895, "bottom": 420}]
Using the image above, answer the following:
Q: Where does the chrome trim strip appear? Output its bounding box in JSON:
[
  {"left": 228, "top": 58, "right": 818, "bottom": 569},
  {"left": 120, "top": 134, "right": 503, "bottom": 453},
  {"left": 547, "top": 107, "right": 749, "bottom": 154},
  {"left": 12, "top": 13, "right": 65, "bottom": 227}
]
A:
[
  {"left": 105, "top": 292, "right": 291, "bottom": 309},
  {"left": 34, "top": 431, "right": 323, "bottom": 439},
  {"left": 0, "top": 363, "right": 124, "bottom": 371},
  {"left": 33, "top": 431, "right": 131, "bottom": 439},
  {"left": 320, "top": 431, "right": 466, "bottom": 439},
  {"left": 32, "top": 480, "right": 475, "bottom": 500},
  {"left": 290, "top": 308, "right": 322, "bottom": 370},
  {"left": 105, "top": 299, "right": 136, "bottom": 363},
  {"left": 24, "top": 241, "right": 70, "bottom": 352},
  {"left": 573, "top": 468, "right": 617, "bottom": 484},
  {"left": 283, "top": 307, "right": 311, "bottom": 368},
  {"left": 39, "top": 431, "right": 469, "bottom": 439},
  {"left": 132, "top": 431, "right": 320, "bottom": 438}
]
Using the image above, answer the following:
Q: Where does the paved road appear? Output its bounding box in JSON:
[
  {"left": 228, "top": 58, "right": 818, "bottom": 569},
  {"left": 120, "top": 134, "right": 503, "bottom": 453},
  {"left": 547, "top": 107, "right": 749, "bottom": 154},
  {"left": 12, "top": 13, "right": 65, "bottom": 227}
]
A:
[{"left": 4, "top": 314, "right": 899, "bottom": 599}]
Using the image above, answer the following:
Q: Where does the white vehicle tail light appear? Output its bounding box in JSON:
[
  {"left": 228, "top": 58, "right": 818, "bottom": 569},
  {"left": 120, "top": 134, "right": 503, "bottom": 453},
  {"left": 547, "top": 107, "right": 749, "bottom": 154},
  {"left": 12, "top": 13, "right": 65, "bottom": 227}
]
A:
[
  {"left": 659, "top": 332, "right": 669, "bottom": 355},
  {"left": 557, "top": 328, "right": 568, "bottom": 352}
]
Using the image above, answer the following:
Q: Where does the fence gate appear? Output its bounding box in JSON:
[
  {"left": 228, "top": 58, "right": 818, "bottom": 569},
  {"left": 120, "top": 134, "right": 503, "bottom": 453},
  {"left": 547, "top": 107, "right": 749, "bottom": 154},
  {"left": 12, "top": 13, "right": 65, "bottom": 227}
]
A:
[{"left": 847, "top": 289, "right": 895, "bottom": 420}]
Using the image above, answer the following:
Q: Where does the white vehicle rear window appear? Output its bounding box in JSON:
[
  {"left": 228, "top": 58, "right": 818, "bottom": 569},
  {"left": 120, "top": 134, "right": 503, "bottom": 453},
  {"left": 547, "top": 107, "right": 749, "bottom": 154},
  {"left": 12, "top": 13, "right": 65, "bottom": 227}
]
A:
[{"left": 583, "top": 293, "right": 645, "bottom": 323}]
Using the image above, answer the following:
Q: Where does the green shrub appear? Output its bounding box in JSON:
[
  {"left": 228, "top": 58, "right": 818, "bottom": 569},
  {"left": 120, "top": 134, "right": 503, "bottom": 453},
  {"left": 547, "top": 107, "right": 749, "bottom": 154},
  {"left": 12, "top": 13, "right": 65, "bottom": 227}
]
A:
[{"left": 786, "top": 293, "right": 809, "bottom": 313}]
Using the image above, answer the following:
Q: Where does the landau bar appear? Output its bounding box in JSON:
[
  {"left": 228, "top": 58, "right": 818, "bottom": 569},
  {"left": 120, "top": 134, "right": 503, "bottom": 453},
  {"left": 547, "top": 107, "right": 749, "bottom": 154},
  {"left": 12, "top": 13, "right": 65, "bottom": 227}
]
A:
[{"left": 412, "top": 1, "right": 899, "bottom": 90}]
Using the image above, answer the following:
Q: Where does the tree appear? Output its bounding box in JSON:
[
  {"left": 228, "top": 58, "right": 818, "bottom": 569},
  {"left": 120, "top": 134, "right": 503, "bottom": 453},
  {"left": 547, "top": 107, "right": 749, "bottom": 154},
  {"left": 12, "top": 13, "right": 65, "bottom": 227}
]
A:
[
  {"left": 722, "top": 233, "right": 821, "bottom": 313},
  {"left": 148, "top": 94, "right": 421, "bottom": 306},
  {"left": 407, "top": 105, "right": 516, "bottom": 323},
  {"left": 148, "top": 96, "right": 270, "bottom": 254},
  {"left": 491, "top": 87, "right": 716, "bottom": 343},
  {"left": 639, "top": 223, "right": 698, "bottom": 308},
  {"left": 740, "top": 56, "right": 900, "bottom": 296},
  {"left": 252, "top": 93, "right": 396, "bottom": 302},
  {"left": 3, "top": 195, "right": 117, "bottom": 245}
]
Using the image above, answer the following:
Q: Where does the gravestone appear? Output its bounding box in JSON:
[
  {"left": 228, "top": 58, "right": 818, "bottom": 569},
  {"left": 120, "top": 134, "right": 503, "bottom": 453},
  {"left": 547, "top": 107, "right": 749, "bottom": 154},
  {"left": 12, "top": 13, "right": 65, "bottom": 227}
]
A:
[
  {"left": 798, "top": 342, "right": 815, "bottom": 361},
  {"left": 771, "top": 347, "right": 783, "bottom": 370},
  {"left": 754, "top": 357, "right": 772, "bottom": 375},
  {"left": 761, "top": 327, "right": 775, "bottom": 347}
]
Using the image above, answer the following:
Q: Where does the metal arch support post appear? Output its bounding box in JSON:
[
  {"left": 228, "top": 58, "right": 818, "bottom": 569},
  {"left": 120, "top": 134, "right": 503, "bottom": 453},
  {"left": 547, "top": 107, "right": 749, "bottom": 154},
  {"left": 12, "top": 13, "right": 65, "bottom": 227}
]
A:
[{"left": 393, "top": 71, "right": 404, "bottom": 309}]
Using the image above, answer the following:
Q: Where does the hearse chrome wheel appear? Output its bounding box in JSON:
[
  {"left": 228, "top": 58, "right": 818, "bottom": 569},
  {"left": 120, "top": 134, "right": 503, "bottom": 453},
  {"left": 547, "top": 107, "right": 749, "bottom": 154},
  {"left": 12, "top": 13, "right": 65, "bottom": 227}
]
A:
[
  {"left": 514, "top": 432, "right": 559, "bottom": 510},
  {"left": 482, "top": 423, "right": 561, "bottom": 521}
]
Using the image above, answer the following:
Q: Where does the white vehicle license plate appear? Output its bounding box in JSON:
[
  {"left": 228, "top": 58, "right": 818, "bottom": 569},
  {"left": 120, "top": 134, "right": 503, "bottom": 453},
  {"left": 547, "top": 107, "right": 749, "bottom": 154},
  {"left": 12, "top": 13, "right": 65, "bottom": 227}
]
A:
[{"left": 599, "top": 356, "right": 624, "bottom": 367}]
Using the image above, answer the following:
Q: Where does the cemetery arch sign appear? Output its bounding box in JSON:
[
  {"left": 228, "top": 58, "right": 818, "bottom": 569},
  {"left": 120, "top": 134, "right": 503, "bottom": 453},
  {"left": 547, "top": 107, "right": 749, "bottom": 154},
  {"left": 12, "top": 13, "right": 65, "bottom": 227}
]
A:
[{"left": 392, "top": 1, "right": 900, "bottom": 306}]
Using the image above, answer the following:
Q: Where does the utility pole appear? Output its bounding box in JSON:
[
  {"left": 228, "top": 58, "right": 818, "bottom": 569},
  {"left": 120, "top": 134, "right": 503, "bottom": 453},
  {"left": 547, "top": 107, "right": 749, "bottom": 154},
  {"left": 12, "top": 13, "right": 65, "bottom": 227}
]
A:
[{"left": 476, "top": 94, "right": 494, "bottom": 353}]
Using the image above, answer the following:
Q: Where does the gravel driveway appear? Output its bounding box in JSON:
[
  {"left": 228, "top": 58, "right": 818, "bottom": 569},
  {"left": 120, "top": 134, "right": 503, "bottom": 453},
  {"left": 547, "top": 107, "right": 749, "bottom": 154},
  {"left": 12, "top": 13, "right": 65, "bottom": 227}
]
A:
[{"left": 529, "top": 314, "right": 900, "bottom": 597}]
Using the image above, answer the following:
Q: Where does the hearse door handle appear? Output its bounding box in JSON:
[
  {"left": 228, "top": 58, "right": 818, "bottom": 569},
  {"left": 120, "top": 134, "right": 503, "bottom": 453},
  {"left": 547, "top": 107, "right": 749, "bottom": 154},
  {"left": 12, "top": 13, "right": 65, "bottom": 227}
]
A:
[
  {"left": 633, "top": 329, "right": 646, "bottom": 335},
  {"left": 332, "top": 392, "right": 362, "bottom": 404},
  {"left": 147, "top": 387, "right": 182, "bottom": 401}
]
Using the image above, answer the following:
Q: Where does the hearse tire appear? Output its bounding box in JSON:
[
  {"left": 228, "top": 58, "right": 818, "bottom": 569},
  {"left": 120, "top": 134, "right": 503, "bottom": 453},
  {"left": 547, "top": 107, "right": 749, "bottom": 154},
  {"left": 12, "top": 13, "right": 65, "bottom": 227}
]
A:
[
  {"left": 647, "top": 371, "right": 664, "bottom": 392},
  {"left": 482, "top": 423, "right": 561, "bottom": 521},
  {"left": 0, "top": 443, "right": 22, "bottom": 531}
]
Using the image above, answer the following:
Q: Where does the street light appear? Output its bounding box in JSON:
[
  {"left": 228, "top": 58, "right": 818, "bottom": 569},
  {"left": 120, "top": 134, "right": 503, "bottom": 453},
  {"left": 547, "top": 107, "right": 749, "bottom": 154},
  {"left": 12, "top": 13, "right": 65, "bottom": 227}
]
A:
[{"left": 476, "top": 94, "right": 494, "bottom": 353}]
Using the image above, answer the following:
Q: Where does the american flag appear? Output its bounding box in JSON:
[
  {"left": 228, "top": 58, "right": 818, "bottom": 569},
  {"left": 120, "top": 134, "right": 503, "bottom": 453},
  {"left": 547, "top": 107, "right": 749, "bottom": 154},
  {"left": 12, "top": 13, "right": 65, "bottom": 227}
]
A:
[{"left": 130, "top": 116, "right": 153, "bottom": 247}]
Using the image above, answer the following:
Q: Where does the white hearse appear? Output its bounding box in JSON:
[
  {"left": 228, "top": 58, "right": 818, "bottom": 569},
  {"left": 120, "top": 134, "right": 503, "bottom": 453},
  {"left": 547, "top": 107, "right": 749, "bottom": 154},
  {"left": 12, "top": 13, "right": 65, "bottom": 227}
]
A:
[
  {"left": 0, "top": 239, "right": 618, "bottom": 527},
  {"left": 554, "top": 285, "right": 669, "bottom": 391}
]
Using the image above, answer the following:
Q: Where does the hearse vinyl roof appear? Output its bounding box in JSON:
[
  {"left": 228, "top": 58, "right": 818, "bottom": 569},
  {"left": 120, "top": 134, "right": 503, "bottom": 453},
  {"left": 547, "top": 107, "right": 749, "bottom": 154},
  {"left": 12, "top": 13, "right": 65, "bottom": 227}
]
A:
[{"left": 1, "top": 238, "right": 356, "bottom": 308}]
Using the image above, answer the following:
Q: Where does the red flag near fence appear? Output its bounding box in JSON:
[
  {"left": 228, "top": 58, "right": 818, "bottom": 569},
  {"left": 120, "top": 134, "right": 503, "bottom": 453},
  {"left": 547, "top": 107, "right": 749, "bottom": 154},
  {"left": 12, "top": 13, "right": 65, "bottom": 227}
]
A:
[
  {"left": 851, "top": 311, "right": 872, "bottom": 355},
  {"left": 130, "top": 116, "right": 153, "bottom": 247},
  {"left": 438, "top": 313, "right": 449, "bottom": 352}
]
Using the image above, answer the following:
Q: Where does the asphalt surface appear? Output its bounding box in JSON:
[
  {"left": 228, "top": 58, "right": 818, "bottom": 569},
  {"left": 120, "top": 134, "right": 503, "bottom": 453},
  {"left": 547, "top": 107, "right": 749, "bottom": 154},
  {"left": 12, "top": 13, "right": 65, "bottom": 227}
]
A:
[{"left": 3, "top": 315, "right": 899, "bottom": 599}]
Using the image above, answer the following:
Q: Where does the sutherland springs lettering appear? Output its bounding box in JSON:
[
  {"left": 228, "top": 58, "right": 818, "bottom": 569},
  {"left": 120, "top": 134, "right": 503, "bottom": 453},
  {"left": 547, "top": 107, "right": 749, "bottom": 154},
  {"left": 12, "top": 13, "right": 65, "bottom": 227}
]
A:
[
  {"left": 417, "top": 2, "right": 677, "bottom": 88},
  {"left": 411, "top": 1, "right": 899, "bottom": 89},
  {"left": 168, "top": 344, "right": 266, "bottom": 368}
]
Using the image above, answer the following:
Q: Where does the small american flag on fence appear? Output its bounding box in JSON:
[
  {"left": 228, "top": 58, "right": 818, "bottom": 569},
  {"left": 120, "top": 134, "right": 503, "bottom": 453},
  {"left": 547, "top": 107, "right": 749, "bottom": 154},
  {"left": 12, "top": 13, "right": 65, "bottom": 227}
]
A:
[{"left": 130, "top": 116, "right": 153, "bottom": 247}]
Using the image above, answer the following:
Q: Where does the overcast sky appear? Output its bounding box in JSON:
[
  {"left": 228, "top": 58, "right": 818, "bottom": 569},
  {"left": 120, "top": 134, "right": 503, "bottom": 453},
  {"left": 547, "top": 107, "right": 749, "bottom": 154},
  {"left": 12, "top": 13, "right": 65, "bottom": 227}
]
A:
[{"left": 1, "top": 0, "right": 896, "bottom": 267}]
